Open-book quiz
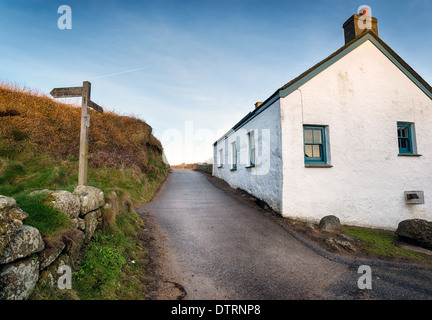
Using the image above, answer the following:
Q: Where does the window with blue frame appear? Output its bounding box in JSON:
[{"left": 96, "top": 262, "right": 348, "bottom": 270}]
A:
[
  {"left": 248, "top": 131, "right": 256, "bottom": 167},
  {"left": 397, "top": 122, "right": 413, "bottom": 154},
  {"left": 218, "top": 148, "right": 224, "bottom": 167},
  {"left": 231, "top": 142, "right": 237, "bottom": 170},
  {"left": 304, "top": 126, "right": 326, "bottom": 163}
]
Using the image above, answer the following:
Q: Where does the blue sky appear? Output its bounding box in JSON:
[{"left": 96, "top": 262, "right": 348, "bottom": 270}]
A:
[{"left": 1, "top": 0, "right": 431, "bottom": 165}]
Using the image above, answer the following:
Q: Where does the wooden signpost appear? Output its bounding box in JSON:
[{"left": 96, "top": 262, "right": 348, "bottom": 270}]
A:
[{"left": 50, "top": 81, "right": 104, "bottom": 186}]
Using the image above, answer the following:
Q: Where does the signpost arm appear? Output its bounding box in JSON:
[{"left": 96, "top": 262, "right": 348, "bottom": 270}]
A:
[{"left": 78, "top": 81, "right": 91, "bottom": 186}]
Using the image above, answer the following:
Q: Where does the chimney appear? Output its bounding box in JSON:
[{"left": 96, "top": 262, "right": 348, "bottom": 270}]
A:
[
  {"left": 255, "top": 101, "right": 263, "bottom": 109},
  {"left": 343, "top": 9, "right": 378, "bottom": 44}
]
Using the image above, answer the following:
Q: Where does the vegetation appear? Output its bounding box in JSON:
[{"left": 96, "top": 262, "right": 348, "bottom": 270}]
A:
[
  {"left": 342, "top": 226, "right": 432, "bottom": 263},
  {"left": 73, "top": 211, "right": 149, "bottom": 300},
  {"left": 171, "top": 163, "right": 199, "bottom": 170},
  {"left": 0, "top": 82, "right": 169, "bottom": 299}
]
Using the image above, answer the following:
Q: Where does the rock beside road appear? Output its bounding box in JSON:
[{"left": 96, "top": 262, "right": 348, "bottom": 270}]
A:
[
  {"left": 319, "top": 215, "right": 341, "bottom": 232},
  {"left": 395, "top": 219, "right": 432, "bottom": 249}
]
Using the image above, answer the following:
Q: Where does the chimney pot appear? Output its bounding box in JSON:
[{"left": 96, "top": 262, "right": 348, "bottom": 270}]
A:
[
  {"left": 343, "top": 14, "right": 378, "bottom": 44},
  {"left": 255, "top": 102, "right": 263, "bottom": 109}
]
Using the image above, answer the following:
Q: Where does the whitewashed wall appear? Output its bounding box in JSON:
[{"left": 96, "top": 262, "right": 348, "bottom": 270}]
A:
[
  {"left": 214, "top": 101, "right": 283, "bottom": 212},
  {"left": 280, "top": 40, "right": 432, "bottom": 230}
]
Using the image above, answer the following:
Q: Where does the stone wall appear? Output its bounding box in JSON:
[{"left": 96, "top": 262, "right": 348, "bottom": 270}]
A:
[{"left": 0, "top": 186, "right": 105, "bottom": 300}]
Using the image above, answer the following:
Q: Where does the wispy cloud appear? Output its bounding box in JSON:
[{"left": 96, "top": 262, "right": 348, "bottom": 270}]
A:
[{"left": 88, "top": 67, "right": 147, "bottom": 80}]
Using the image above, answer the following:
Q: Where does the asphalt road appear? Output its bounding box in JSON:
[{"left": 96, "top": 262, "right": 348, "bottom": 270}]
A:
[{"left": 142, "top": 169, "right": 432, "bottom": 300}]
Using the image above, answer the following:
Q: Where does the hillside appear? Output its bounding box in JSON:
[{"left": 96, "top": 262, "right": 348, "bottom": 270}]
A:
[
  {"left": 0, "top": 82, "right": 169, "bottom": 299},
  {"left": 0, "top": 82, "right": 167, "bottom": 200}
]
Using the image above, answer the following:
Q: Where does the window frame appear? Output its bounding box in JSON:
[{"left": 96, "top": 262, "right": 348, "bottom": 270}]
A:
[
  {"left": 247, "top": 130, "right": 256, "bottom": 167},
  {"left": 303, "top": 125, "right": 327, "bottom": 164},
  {"left": 231, "top": 141, "right": 237, "bottom": 170},
  {"left": 397, "top": 122, "right": 413, "bottom": 155},
  {"left": 218, "top": 148, "right": 224, "bottom": 168}
]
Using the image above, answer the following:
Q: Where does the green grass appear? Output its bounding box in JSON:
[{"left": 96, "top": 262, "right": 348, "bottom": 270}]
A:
[
  {"left": 342, "top": 227, "right": 432, "bottom": 262},
  {"left": 73, "top": 210, "right": 148, "bottom": 300},
  {"left": 1, "top": 83, "right": 168, "bottom": 300},
  {"left": 1, "top": 147, "right": 167, "bottom": 300},
  {"left": 14, "top": 193, "right": 72, "bottom": 238}
]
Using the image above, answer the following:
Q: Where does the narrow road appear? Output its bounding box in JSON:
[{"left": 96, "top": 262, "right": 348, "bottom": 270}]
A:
[{"left": 139, "top": 169, "right": 432, "bottom": 300}]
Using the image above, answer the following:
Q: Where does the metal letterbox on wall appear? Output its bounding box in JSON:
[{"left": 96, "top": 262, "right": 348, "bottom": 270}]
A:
[{"left": 404, "top": 191, "right": 425, "bottom": 205}]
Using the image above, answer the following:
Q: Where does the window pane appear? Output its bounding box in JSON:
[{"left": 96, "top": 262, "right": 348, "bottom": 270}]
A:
[
  {"left": 305, "top": 145, "right": 313, "bottom": 157},
  {"left": 249, "top": 132, "right": 255, "bottom": 149},
  {"left": 304, "top": 130, "right": 313, "bottom": 143},
  {"left": 397, "top": 123, "right": 414, "bottom": 154},
  {"left": 313, "top": 130, "right": 322, "bottom": 143},
  {"left": 250, "top": 149, "right": 255, "bottom": 165},
  {"left": 312, "top": 145, "right": 321, "bottom": 158}
]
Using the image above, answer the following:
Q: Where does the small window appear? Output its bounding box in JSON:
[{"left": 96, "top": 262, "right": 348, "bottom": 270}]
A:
[
  {"left": 218, "top": 149, "right": 224, "bottom": 167},
  {"left": 304, "top": 126, "right": 326, "bottom": 163},
  {"left": 397, "top": 122, "right": 413, "bottom": 154},
  {"left": 248, "top": 131, "right": 256, "bottom": 167},
  {"left": 231, "top": 142, "right": 237, "bottom": 170}
]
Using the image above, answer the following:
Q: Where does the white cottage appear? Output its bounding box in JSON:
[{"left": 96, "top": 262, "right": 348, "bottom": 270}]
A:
[{"left": 213, "top": 13, "right": 432, "bottom": 230}]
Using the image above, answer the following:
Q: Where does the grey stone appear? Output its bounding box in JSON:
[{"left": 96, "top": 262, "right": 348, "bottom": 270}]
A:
[
  {"left": 84, "top": 209, "right": 100, "bottom": 243},
  {"left": 74, "top": 186, "right": 105, "bottom": 216},
  {"left": 48, "top": 190, "right": 81, "bottom": 219},
  {"left": 38, "top": 239, "right": 66, "bottom": 270},
  {"left": 0, "top": 225, "right": 45, "bottom": 264},
  {"left": 0, "top": 256, "right": 40, "bottom": 300},
  {"left": 62, "top": 229, "right": 85, "bottom": 265},
  {"left": 0, "top": 196, "right": 29, "bottom": 257},
  {"left": 0, "top": 195, "right": 17, "bottom": 210},
  {"left": 395, "top": 219, "right": 432, "bottom": 249},
  {"left": 319, "top": 215, "right": 341, "bottom": 232}
]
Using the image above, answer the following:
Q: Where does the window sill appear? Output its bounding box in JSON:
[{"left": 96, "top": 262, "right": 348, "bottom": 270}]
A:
[
  {"left": 218, "top": 165, "right": 223, "bottom": 168},
  {"left": 230, "top": 168, "right": 237, "bottom": 171},
  {"left": 305, "top": 163, "right": 333, "bottom": 168},
  {"left": 398, "top": 154, "right": 422, "bottom": 157},
  {"left": 245, "top": 165, "right": 256, "bottom": 168}
]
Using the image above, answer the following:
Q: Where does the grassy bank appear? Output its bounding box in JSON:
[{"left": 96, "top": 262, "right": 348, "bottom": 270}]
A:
[{"left": 0, "top": 82, "right": 168, "bottom": 299}]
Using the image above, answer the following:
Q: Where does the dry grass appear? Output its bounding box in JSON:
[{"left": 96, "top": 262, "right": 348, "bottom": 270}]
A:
[
  {"left": 0, "top": 82, "right": 163, "bottom": 173},
  {"left": 171, "top": 163, "right": 198, "bottom": 169}
]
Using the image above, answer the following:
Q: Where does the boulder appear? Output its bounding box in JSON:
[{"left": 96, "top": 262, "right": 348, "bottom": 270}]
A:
[
  {"left": 0, "top": 195, "right": 17, "bottom": 211},
  {"left": 38, "top": 238, "right": 66, "bottom": 270},
  {"left": 319, "top": 215, "right": 341, "bottom": 232},
  {"left": 74, "top": 186, "right": 105, "bottom": 216},
  {"left": 47, "top": 190, "right": 81, "bottom": 219},
  {"left": 0, "top": 196, "right": 29, "bottom": 257},
  {"left": 84, "top": 209, "right": 101, "bottom": 244},
  {"left": 395, "top": 219, "right": 432, "bottom": 249},
  {"left": 62, "top": 228, "right": 85, "bottom": 265},
  {"left": 0, "top": 225, "right": 45, "bottom": 264},
  {"left": 0, "top": 256, "right": 40, "bottom": 300}
]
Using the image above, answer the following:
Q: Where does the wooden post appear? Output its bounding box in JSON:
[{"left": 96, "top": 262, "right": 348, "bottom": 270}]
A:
[
  {"left": 50, "top": 81, "right": 103, "bottom": 186},
  {"left": 78, "top": 81, "right": 91, "bottom": 186}
]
